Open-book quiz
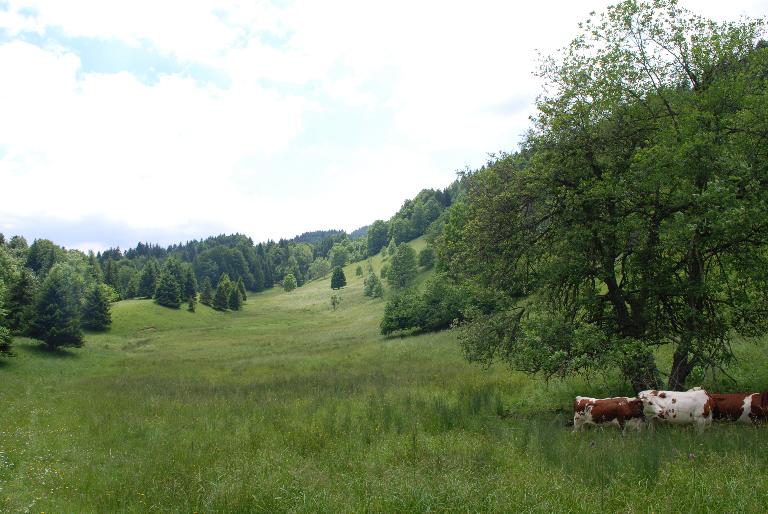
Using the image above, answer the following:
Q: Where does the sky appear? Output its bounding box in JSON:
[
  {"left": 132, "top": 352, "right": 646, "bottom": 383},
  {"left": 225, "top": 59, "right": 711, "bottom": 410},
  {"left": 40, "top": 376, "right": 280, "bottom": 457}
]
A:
[{"left": 0, "top": 1, "right": 764, "bottom": 252}]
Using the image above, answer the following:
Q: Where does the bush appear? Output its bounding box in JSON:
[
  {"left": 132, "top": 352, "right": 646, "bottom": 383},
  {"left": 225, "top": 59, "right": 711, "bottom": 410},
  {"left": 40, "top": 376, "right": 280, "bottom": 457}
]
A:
[
  {"left": 379, "top": 274, "right": 466, "bottom": 335},
  {"left": 283, "top": 273, "right": 297, "bottom": 293},
  {"left": 0, "top": 326, "right": 12, "bottom": 356},
  {"left": 419, "top": 274, "right": 465, "bottom": 331},
  {"left": 380, "top": 289, "right": 423, "bottom": 335},
  {"left": 418, "top": 247, "right": 435, "bottom": 269}
]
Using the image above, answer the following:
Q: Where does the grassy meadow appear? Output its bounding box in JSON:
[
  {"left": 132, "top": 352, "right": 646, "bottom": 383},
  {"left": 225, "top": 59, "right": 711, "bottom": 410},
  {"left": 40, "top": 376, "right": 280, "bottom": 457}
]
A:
[{"left": 2, "top": 238, "right": 768, "bottom": 512}]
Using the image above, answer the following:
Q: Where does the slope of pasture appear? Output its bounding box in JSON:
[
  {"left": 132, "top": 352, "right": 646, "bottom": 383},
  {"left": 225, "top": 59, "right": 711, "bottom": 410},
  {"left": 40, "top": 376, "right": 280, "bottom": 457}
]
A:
[{"left": 2, "top": 237, "right": 768, "bottom": 512}]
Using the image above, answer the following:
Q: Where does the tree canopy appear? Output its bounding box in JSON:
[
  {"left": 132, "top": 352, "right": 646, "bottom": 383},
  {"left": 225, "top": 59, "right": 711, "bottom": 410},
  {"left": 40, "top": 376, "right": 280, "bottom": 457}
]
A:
[{"left": 438, "top": 0, "right": 768, "bottom": 391}]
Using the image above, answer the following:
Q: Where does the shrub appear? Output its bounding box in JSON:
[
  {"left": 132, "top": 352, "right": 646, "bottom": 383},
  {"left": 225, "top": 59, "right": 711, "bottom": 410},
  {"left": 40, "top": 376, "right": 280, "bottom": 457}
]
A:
[
  {"left": 283, "top": 273, "right": 297, "bottom": 293},
  {"left": 380, "top": 289, "right": 424, "bottom": 335},
  {"left": 418, "top": 247, "right": 435, "bottom": 269}
]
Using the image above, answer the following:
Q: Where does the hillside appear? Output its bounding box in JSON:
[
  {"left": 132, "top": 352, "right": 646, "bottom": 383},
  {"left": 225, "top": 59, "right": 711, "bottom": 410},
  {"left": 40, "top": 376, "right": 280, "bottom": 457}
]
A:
[{"left": 2, "top": 237, "right": 768, "bottom": 512}]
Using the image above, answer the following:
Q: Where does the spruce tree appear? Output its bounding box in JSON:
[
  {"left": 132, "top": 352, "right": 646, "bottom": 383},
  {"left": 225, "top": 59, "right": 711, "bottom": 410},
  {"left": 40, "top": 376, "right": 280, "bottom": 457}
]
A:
[
  {"left": 213, "top": 273, "right": 232, "bottom": 310},
  {"left": 372, "top": 280, "right": 384, "bottom": 299},
  {"left": 154, "top": 264, "right": 182, "bottom": 308},
  {"left": 182, "top": 265, "right": 198, "bottom": 300},
  {"left": 88, "top": 251, "right": 103, "bottom": 283},
  {"left": 187, "top": 294, "right": 196, "bottom": 312},
  {"left": 236, "top": 277, "right": 247, "bottom": 301},
  {"left": 229, "top": 286, "right": 242, "bottom": 310},
  {"left": 81, "top": 284, "right": 112, "bottom": 330},
  {"left": 104, "top": 256, "right": 118, "bottom": 288},
  {"left": 138, "top": 260, "right": 159, "bottom": 298},
  {"left": 200, "top": 276, "right": 213, "bottom": 306},
  {"left": 6, "top": 267, "right": 35, "bottom": 333},
  {"left": 29, "top": 264, "right": 83, "bottom": 349},
  {"left": 331, "top": 267, "right": 347, "bottom": 290},
  {"left": 363, "top": 271, "right": 384, "bottom": 298}
]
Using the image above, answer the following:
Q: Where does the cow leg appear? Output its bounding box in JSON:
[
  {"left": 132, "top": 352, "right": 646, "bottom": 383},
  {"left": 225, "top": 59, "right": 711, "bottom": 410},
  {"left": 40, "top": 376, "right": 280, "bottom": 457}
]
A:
[{"left": 572, "top": 414, "right": 584, "bottom": 433}]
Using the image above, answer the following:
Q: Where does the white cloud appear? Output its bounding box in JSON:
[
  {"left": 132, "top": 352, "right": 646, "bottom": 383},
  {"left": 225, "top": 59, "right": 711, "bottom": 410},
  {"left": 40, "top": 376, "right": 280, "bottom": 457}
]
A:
[
  {"left": 0, "top": 40, "right": 307, "bottom": 231},
  {"left": 1, "top": 0, "right": 765, "bottom": 248}
]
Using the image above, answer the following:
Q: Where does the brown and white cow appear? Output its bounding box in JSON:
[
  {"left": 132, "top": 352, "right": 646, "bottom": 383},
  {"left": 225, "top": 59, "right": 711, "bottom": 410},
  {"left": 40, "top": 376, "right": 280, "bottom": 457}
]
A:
[
  {"left": 711, "top": 392, "right": 768, "bottom": 423},
  {"left": 638, "top": 387, "right": 715, "bottom": 432},
  {"left": 572, "top": 396, "right": 644, "bottom": 432}
]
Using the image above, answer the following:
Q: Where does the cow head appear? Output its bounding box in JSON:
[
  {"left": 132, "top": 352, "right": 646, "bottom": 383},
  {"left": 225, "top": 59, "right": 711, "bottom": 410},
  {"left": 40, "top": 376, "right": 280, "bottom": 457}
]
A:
[{"left": 638, "top": 390, "right": 663, "bottom": 418}]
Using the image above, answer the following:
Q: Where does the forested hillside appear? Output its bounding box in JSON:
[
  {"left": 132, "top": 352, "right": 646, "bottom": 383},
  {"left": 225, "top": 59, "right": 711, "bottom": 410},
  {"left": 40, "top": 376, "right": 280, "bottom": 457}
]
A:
[{"left": 0, "top": 172, "right": 464, "bottom": 356}]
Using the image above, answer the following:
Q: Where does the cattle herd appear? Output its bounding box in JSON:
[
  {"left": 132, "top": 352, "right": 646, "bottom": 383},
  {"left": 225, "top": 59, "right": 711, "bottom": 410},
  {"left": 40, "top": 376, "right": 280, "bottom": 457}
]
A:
[{"left": 573, "top": 388, "right": 768, "bottom": 433}]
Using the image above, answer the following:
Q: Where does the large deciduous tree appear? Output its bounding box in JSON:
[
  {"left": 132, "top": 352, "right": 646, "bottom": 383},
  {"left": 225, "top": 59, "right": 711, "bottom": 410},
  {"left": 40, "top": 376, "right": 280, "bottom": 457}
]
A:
[
  {"left": 440, "top": 0, "right": 768, "bottom": 391},
  {"left": 367, "top": 220, "right": 389, "bottom": 256}
]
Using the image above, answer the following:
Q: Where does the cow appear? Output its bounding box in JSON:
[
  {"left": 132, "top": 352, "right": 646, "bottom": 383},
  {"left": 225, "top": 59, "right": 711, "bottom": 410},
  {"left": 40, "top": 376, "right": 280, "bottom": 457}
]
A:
[
  {"left": 638, "top": 387, "right": 715, "bottom": 432},
  {"left": 711, "top": 392, "right": 768, "bottom": 423},
  {"left": 572, "top": 396, "right": 644, "bottom": 432}
]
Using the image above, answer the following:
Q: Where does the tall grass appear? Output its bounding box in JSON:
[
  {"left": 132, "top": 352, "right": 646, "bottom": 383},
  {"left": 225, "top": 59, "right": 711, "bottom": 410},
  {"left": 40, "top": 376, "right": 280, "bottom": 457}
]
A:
[{"left": 2, "top": 238, "right": 768, "bottom": 512}]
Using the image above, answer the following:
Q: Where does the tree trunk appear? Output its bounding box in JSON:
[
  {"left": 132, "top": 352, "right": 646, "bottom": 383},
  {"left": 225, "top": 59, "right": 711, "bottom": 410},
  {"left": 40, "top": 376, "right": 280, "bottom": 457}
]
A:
[{"left": 668, "top": 346, "right": 693, "bottom": 391}]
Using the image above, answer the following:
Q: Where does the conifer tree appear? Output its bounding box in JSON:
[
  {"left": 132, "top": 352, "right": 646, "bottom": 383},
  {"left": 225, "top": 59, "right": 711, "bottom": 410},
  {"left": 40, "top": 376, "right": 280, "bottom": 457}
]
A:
[
  {"left": 182, "top": 265, "right": 197, "bottom": 300},
  {"left": 29, "top": 264, "right": 83, "bottom": 349},
  {"left": 372, "top": 280, "right": 384, "bottom": 299},
  {"left": 200, "top": 276, "right": 213, "bottom": 306},
  {"left": 88, "top": 251, "right": 103, "bottom": 283},
  {"left": 6, "top": 267, "right": 35, "bottom": 333},
  {"left": 355, "top": 265, "right": 363, "bottom": 277},
  {"left": 81, "top": 284, "right": 112, "bottom": 330},
  {"left": 229, "top": 286, "right": 242, "bottom": 310},
  {"left": 213, "top": 273, "right": 232, "bottom": 310},
  {"left": 154, "top": 263, "right": 182, "bottom": 308},
  {"left": 138, "top": 260, "right": 159, "bottom": 298},
  {"left": 236, "top": 277, "right": 247, "bottom": 301},
  {"left": 363, "top": 271, "right": 384, "bottom": 298},
  {"left": 331, "top": 267, "right": 347, "bottom": 290},
  {"left": 104, "top": 256, "right": 118, "bottom": 288},
  {"left": 187, "top": 294, "right": 196, "bottom": 312}
]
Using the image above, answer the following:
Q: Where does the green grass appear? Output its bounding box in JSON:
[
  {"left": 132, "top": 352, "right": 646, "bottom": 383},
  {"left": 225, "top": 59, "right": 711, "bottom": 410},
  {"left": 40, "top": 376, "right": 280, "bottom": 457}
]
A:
[{"left": 2, "top": 238, "right": 768, "bottom": 512}]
